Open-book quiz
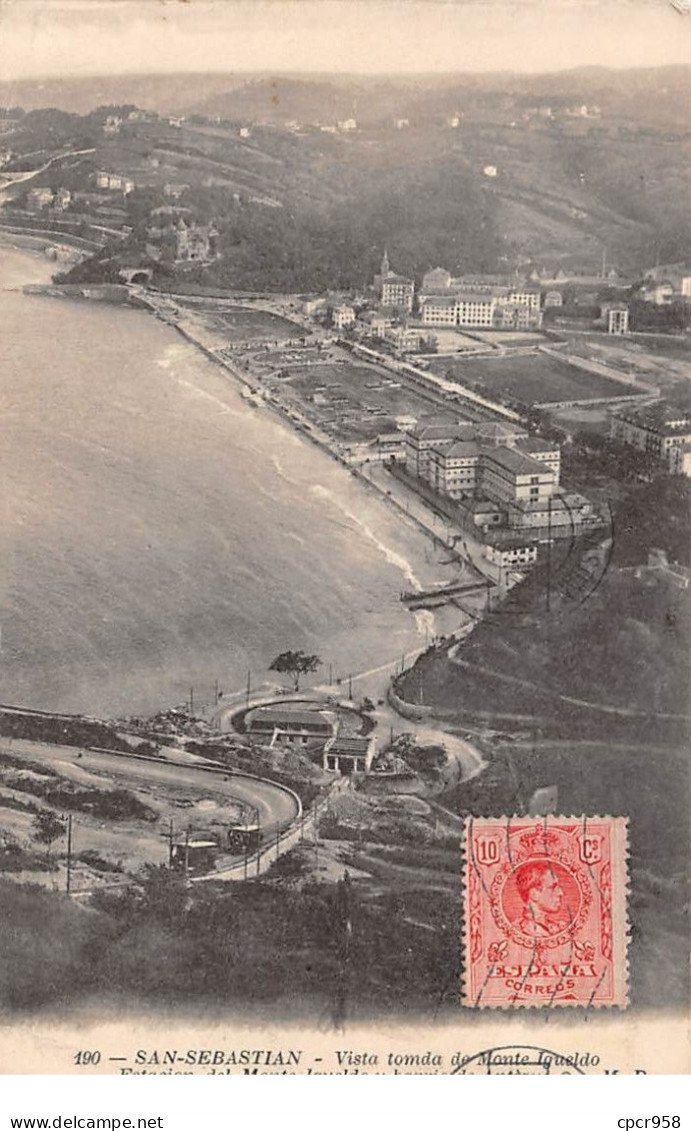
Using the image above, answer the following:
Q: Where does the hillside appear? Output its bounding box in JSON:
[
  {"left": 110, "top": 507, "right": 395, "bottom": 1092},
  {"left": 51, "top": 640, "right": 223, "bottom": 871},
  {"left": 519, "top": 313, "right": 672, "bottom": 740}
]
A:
[
  {"left": 5, "top": 66, "right": 686, "bottom": 122},
  {"left": 397, "top": 479, "right": 691, "bottom": 743},
  {"left": 2, "top": 66, "right": 689, "bottom": 285}
]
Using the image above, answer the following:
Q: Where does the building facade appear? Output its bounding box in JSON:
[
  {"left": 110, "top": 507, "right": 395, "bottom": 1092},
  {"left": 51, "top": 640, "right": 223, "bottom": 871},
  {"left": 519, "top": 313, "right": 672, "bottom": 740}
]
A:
[
  {"left": 606, "top": 306, "right": 630, "bottom": 335},
  {"left": 247, "top": 707, "right": 334, "bottom": 748},
  {"left": 610, "top": 404, "right": 691, "bottom": 463},
  {"left": 428, "top": 441, "right": 482, "bottom": 498},
  {"left": 381, "top": 274, "right": 415, "bottom": 312},
  {"left": 323, "top": 735, "right": 375, "bottom": 774},
  {"left": 332, "top": 304, "right": 356, "bottom": 329},
  {"left": 480, "top": 447, "right": 557, "bottom": 507}
]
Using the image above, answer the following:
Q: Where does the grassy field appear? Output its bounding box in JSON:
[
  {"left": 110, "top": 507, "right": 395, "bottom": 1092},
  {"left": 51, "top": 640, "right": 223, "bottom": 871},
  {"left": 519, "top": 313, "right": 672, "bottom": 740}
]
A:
[
  {"left": 281, "top": 361, "right": 463, "bottom": 440},
  {"left": 215, "top": 307, "right": 303, "bottom": 341},
  {"left": 430, "top": 353, "right": 638, "bottom": 406}
]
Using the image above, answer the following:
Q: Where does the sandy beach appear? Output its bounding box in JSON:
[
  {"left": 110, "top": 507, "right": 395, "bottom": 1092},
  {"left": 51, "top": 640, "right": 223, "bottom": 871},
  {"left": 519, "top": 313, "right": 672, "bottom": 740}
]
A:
[{"left": 0, "top": 238, "right": 469, "bottom": 718}]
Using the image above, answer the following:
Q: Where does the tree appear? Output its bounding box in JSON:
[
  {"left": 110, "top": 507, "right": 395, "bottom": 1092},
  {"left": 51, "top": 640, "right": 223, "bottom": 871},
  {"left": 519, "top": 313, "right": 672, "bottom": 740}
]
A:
[
  {"left": 269, "top": 650, "right": 322, "bottom": 691},
  {"left": 32, "top": 811, "right": 66, "bottom": 859}
]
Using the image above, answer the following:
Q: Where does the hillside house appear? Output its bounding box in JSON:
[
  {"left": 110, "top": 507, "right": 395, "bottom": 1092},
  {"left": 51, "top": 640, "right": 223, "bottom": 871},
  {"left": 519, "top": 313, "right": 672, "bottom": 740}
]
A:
[
  {"left": 175, "top": 218, "right": 217, "bottom": 262},
  {"left": 323, "top": 735, "right": 375, "bottom": 775},
  {"left": 247, "top": 707, "right": 334, "bottom": 749}
]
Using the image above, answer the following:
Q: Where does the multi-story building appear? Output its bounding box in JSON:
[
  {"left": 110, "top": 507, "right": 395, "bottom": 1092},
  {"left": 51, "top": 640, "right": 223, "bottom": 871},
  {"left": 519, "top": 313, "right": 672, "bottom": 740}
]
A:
[
  {"left": 480, "top": 446, "right": 557, "bottom": 508},
  {"left": 485, "top": 540, "right": 539, "bottom": 569},
  {"left": 502, "top": 287, "right": 541, "bottom": 312},
  {"left": 606, "top": 305, "right": 630, "bottom": 335},
  {"left": 609, "top": 403, "right": 691, "bottom": 464},
  {"left": 175, "top": 218, "right": 216, "bottom": 262},
  {"left": 474, "top": 421, "right": 528, "bottom": 447},
  {"left": 405, "top": 422, "right": 475, "bottom": 479},
  {"left": 332, "top": 304, "right": 355, "bottom": 329},
  {"left": 640, "top": 281, "right": 674, "bottom": 305},
  {"left": 455, "top": 292, "right": 496, "bottom": 327},
  {"left": 668, "top": 443, "right": 691, "bottom": 477},
  {"left": 381, "top": 274, "right": 415, "bottom": 312},
  {"left": 496, "top": 302, "right": 543, "bottom": 330},
  {"left": 419, "top": 281, "right": 541, "bottom": 329},
  {"left": 421, "top": 266, "right": 453, "bottom": 290},
  {"left": 96, "top": 171, "right": 135, "bottom": 193},
  {"left": 506, "top": 492, "right": 597, "bottom": 533},
  {"left": 420, "top": 295, "right": 458, "bottom": 325},
  {"left": 428, "top": 441, "right": 482, "bottom": 498},
  {"left": 407, "top": 424, "right": 596, "bottom": 537},
  {"left": 515, "top": 436, "right": 561, "bottom": 483},
  {"left": 385, "top": 325, "right": 436, "bottom": 352},
  {"left": 247, "top": 708, "right": 334, "bottom": 748}
]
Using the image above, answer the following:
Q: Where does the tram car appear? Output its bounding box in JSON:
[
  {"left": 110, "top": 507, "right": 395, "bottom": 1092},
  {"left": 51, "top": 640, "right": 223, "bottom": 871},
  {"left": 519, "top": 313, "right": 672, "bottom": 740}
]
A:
[
  {"left": 169, "top": 838, "right": 218, "bottom": 875},
  {"left": 227, "top": 822, "right": 262, "bottom": 854}
]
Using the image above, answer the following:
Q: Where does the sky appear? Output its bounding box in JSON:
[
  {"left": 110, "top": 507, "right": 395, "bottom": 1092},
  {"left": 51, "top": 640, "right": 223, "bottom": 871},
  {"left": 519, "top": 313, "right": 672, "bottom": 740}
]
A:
[{"left": 0, "top": 0, "right": 689, "bottom": 81}]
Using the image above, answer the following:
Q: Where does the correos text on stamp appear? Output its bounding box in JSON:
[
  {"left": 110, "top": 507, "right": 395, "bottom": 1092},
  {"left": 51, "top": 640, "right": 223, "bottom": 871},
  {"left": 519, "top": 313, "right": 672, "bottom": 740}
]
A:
[{"left": 463, "top": 815, "right": 629, "bottom": 1009}]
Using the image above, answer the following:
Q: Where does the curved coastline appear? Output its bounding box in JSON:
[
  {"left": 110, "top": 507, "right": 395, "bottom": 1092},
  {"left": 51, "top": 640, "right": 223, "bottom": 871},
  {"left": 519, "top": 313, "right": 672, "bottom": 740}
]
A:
[{"left": 0, "top": 240, "right": 465, "bottom": 718}]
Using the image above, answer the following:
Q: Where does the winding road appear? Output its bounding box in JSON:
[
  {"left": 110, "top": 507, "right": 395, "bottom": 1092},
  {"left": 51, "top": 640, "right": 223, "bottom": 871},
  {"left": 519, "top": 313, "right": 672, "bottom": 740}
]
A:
[{"left": 2, "top": 737, "right": 300, "bottom": 838}]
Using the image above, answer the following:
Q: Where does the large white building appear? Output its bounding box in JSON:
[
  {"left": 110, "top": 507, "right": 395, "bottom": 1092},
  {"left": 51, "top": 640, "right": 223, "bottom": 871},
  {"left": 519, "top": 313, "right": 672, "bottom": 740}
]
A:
[
  {"left": 381, "top": 274, "right": 415, "bottom": 312},
  {"left": 610, "top": 403, "right": 691, "bottom": 469},
  {"left": 418, "top": 272, "right": 542, "bottom": 329}
]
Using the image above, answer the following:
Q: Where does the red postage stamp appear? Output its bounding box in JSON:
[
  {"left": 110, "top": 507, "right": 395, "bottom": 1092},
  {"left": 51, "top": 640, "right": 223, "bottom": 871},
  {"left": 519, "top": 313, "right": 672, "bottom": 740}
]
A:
[{"left": 462, "top": 816, "right": 629, "bottom": 1008}]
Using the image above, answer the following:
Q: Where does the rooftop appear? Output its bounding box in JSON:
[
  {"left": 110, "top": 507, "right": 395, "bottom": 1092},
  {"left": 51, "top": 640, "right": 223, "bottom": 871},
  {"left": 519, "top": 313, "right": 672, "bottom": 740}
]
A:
[
  {"left": 248, "top": 708, "right": 332, "bottom": 730},
  {"left": 516, "top": 436, "right": 560, "bottom": 454},
  {"left": 420, "top": 295, "right": 458, "bottom": 309},
  {"left": 410, "top": 423, "right": 473, "bottom": 442},
  {"left": 329, "top": 736, "right": 371, "bottom": 755},
  {"left": 612, "top": 402, "right": 691, "bottom": 436},
  {"left": 476, "top": 422, "right": 525, "bottom": 440},
  {"left": 442, "top": 440, "right": 483, "bottom": 460},
  {"left": 383, "top": 274, "right": 414, "bottom": 287},
  {"left": 483, "top": 446, "right": 549, "bottom": 477},
  {"left": 453, "top": 291, "right": 497, "bottom": 304}
]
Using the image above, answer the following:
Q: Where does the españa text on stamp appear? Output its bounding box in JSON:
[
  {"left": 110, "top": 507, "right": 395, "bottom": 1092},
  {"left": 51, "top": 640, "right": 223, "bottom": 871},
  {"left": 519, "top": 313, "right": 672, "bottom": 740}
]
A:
[{"left": 463, "top": 816, "right": 629, "bottom": 1009}]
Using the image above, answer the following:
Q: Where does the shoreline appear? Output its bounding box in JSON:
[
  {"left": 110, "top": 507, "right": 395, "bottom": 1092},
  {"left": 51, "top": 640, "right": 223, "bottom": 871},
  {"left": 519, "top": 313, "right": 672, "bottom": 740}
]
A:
[
  {"left": 2, "top": 244, "right": 482, "bottom": 723},
  {"left": 143, "top": 293, "right": 483, "bottom": 578}
]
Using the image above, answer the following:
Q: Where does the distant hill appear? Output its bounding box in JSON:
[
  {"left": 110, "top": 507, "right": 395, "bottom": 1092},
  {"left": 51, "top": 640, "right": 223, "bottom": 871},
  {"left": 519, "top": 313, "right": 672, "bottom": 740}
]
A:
[
  {"left": 0, "top": 73, "right": 251, "bottom": 115},
  {"left": 3, "top": 66, "right": 689, "bottom": 283},
  {"left": 2, "top": 66, "right": 689, "bottom": 128}
]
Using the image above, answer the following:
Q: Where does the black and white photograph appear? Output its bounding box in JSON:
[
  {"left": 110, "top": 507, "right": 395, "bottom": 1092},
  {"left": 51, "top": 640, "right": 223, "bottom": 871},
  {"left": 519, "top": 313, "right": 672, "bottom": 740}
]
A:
[{"left": 0, "top": 0, "right": 688, "bottom": 1076}]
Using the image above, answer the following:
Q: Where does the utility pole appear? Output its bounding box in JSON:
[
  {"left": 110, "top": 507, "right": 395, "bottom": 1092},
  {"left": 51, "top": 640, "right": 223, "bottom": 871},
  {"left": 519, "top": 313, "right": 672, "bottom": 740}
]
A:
[
  {"left": 313, "top": 800, "right": 319, "bottom": 873},
  {"left": 168, "top": 818, "right": 174, "bottom": 868},
  {"left": 348, "top": 673, "right": 353, "bottom": 700},
  {"left": 275, "top": 825, "right": 280, "bottom": 861},
  {"left": 184, "top": 827, "right": 190, "bottom": 879},
  {"left": 546, "top": 495, "right": 553, "bottom": 614},
  {"left": 246, "top": 670, "right": 251, "bottom": 708},
  {"left": 329, "top": 662, "right": 333, "bottom": 685},
  {"left": 65, "top": 814, "right": 73, "bottom": 895},
  {"left": 189, "top": 686, "right": 195, "bottom": 716}
]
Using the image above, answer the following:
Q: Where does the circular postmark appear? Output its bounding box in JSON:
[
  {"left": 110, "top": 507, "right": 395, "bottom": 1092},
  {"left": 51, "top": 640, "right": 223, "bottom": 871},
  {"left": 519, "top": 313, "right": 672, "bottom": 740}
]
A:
[
  {"left": 451, "top": 1045, "right": 590, "bottom": 1075},
  {"left": 454, "top": 496, "right": 615, "bottom": 626}
]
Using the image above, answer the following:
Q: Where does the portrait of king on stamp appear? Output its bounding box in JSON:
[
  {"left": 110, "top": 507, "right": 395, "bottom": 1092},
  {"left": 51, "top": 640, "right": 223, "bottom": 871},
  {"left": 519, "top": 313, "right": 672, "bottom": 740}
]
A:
[{"left": 463, "top": 816, "right": 629, "bottom": 1008}]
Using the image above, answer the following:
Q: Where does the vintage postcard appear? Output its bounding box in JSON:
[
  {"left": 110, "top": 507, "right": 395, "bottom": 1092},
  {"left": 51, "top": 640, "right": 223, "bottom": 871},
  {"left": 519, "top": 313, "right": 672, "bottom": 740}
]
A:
[{"left": 0, "top": 0, "right": 688, "bottom": 1076}]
